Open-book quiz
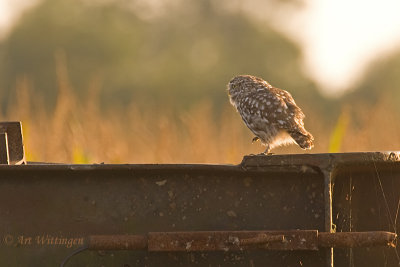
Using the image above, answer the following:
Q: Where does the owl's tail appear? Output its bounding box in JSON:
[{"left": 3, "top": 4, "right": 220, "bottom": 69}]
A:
[{"left": 289, "top": 129, "right": 314, "bottom": 150}]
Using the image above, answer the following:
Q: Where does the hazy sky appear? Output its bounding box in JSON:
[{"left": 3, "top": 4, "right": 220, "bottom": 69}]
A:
[
  {"left": 0, "top": 0, "right": 37, "bottom": 37},
  {"left": 1, "top": 0, "right": 400, "bottom": 96},
  {"left": 290, "top": 0, "right": 400, "bottom": 95}
]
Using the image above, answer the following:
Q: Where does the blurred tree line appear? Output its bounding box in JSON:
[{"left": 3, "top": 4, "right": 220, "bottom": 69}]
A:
[
  {"left": 0, "top": 0, "right": 398, "bottom": 117},
  {"left": 0, "top": 0, "right": 327, "bottom": 110},
  {"left": 347, "top": 50, "right": 400, "bottom": 109}
]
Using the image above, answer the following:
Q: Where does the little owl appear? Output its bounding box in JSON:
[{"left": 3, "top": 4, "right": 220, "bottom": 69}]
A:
[{"left": 227, "top": 75, "right": 314, "bottom": 154}]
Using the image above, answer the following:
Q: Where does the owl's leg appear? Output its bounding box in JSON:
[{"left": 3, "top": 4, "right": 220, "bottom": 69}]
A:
[
  {"left": 252, "top": 136, "right": 259, "bottom": 143},
  {"left": 262, "top": 145, "right": 273, "bottom": 155}
]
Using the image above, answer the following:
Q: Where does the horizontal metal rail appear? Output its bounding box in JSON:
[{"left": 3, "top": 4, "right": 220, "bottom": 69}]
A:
[{"left": 87, "top": 230, "right": 396, "bottom": 251}]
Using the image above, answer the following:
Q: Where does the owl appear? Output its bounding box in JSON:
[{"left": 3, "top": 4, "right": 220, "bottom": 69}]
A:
[{"left": 227, "top": 75, "right": 314, "bottom": 154}]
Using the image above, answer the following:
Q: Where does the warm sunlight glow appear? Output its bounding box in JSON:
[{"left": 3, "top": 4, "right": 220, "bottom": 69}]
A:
[
  {"left": 294, "top": 0, "right": 400, "bottom": 95},
  {"left": 0, "top": 0, "right": 38, "bottom": 39}
]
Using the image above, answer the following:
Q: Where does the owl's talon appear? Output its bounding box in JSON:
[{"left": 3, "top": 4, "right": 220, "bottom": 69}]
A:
[
  {"left": 252, "top": 137, "right": 259, "bottom": 143},
  {"left": 263, "top": 146, "right": 272, "bottom": 155},
  {"left": 258, "top": 152, "right": 273, "bottom": 156}
]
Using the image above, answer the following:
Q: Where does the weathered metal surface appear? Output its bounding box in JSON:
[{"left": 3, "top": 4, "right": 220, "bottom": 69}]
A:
[
  {"left": 241, "top": 152, "right": 400, "bottom": 266},
  {"left": 239, "top": 233, "right": 284, "bottom": 246},
  {"left": 0, "top": 157, "right": 326, "bottom": 266},
  {"left": 318, "top": 232, "right": 396, "bottom": 248},
  {"left": 147, "top": 230, "right": 318, "bottom": 251},
  {"left": 324, "top": 169, "right": 335, "bottom": 267},
  {"left": 0, "top": 122, "right": 25, "bottom": 165},
  {"left": 332, "top": 154, "right": 400, "bottom": 267},
  {"left": 0, "top": 132, "right": 8, "bottom": 164},
  {"left": 86, "top": 231, "right": 396, "bottom": 252},
  {"left": 0, "top": 151, "right": 399, "bottom": 266},
  {"left": 241, "top": 152, "right": 400, "bottom": 172},
  {"left": 88, "top": 235, "right": 147, "bottom": 250}
]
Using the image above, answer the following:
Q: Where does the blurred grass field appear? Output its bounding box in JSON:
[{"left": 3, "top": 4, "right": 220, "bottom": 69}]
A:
[
  {"left": 1, "top": 0, "right": 400, "bottom": 164},
  {"left": 1, "top": 66, "right": 399, "bottom": 164}
]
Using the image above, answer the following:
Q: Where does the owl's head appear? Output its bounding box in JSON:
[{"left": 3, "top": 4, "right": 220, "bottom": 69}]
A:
[
  {"left": 227, "top": 75, "right": 247, "bottom": 97},
  {"left": 227, "top": 75, "right": 270, "bottom": 98}
]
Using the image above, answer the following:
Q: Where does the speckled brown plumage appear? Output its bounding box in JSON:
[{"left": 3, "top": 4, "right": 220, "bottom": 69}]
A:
[{"left": 227, "top": 75, "right": 314, "bottom": 154}]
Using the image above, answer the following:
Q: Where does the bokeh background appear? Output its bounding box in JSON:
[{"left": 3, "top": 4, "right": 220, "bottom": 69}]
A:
[{"left": 0, "top": 0, "right": 399, "bottom": 164}]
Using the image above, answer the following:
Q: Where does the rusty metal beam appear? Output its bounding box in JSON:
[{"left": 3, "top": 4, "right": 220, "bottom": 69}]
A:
[
  {"left": 241, "top": 153, "right": 400, "bottom": 267},
  {"left": 318, "top": 232, "right": 396, "bottom": 248},
  {"left": 148, "top": 230, "right": 318, "bottom": 251},
  {"left": 323, "top": 169, "right": 334, "bottom": 267},
  {"left": 88, "top": 235, "right": 147, "bottom": 250},
  {"left": 86, "top": 231, "right": 396, "bottom": 252},
  {"left": 0, "top": 147, "right": 399, "bottom": 266},
  {"left": 0, "top": 132, "right": 9, "bottom": 164},
  {"left": 0, "top": 122, "right": 25, "bottom": 165},
  {"left": 239, "top": 233, "right": 284, "bottom": 245}
]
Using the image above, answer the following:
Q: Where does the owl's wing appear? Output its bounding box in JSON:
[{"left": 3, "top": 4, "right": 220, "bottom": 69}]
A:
[
  {"left": 236, "top": 89, "right": 290, "bottom": 131},
  {"left": 274, "top": 88, "right": 314, "bottom": 144},
  {"left": 277, "top": 89, "right": 305, "bottom": 121}
]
